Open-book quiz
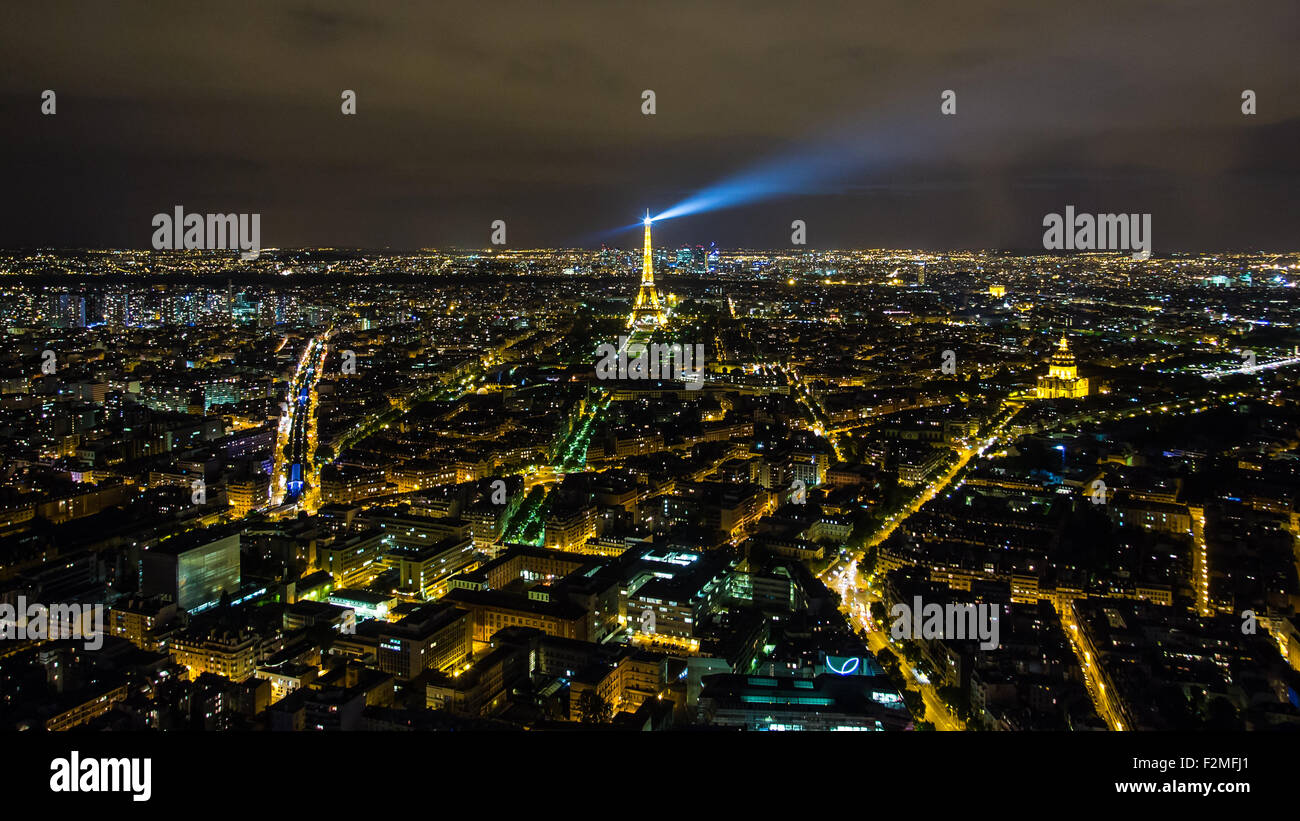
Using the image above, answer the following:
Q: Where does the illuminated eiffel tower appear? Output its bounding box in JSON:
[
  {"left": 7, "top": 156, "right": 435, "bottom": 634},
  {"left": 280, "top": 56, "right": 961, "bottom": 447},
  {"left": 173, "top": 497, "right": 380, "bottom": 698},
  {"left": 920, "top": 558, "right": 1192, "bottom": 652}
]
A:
[{"left": 629, "top": 211, "right": 667, "bottom": 328}]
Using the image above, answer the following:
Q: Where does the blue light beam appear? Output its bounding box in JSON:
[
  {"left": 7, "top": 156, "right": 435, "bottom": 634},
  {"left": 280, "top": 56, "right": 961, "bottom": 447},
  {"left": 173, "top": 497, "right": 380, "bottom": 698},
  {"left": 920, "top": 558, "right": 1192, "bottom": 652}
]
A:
[
  {"left": 648, "top": 89, "right": 960, "bottom": 227},
  {"left": 652, "top": 147, "right": 867, "bottom": 223}
]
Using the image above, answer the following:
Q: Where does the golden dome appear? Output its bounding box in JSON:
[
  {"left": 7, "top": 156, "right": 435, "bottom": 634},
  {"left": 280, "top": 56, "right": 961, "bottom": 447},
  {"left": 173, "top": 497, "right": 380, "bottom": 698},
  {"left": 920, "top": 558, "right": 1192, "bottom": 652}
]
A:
[{"left": 1050, "top": 335, "right": 1076, "bottom": 367}]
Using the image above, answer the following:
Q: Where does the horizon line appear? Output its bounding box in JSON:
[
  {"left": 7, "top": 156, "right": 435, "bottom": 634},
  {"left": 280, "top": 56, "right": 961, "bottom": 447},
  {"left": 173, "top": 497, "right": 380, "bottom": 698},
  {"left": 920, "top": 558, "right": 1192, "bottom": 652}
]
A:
[{"left": 1, "top": 247, "right": 1298, "bottom": 257}]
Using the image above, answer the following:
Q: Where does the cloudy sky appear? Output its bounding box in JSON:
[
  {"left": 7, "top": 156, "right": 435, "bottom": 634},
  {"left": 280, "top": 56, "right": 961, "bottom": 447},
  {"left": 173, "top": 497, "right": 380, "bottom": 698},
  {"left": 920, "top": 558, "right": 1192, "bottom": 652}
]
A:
[{"left": 1, "top": 0, "right": 1296, "bottom": 251}]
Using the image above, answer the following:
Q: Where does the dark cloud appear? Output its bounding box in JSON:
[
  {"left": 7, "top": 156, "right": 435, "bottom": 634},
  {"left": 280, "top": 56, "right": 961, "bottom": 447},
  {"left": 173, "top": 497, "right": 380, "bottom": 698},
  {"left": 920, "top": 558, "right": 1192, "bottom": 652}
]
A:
[{"left": 0, "top": 0, "right": 1296, "bottom": 250}]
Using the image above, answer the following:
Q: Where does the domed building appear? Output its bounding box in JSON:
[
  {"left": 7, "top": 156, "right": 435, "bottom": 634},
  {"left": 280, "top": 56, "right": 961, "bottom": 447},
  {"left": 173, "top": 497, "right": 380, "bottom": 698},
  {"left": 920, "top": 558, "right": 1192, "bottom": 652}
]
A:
[{"left": 1036, "top": 335, "right": 1090, "bottom": 399}]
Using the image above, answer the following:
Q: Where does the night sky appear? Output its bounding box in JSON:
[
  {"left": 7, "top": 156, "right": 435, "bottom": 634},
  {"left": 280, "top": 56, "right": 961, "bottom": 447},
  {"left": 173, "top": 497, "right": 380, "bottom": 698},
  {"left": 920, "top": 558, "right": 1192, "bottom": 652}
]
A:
[{"left": 2, "top": 1, "right": 1297, "bottom": 251}]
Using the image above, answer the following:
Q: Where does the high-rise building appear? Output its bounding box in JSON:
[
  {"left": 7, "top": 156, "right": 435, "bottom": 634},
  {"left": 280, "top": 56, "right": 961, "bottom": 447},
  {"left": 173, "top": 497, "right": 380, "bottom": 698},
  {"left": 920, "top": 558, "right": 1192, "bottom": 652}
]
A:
[{"left": 53, "top": 293, "right": 87, "bottom": 329}]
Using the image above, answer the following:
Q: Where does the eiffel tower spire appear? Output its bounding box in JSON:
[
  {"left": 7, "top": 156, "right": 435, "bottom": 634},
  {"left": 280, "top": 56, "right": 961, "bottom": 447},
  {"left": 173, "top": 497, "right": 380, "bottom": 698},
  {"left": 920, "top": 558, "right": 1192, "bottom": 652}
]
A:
[{"left": 630, "top": 211, "right": 666, "bottom": 328}]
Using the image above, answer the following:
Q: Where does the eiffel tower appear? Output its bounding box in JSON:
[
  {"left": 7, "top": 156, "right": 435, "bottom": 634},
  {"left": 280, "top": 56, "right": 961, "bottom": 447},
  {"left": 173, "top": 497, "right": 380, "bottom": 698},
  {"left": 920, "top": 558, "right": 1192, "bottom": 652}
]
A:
[{"left": 629, "top": 211, "right": 666, "bottom": 328}]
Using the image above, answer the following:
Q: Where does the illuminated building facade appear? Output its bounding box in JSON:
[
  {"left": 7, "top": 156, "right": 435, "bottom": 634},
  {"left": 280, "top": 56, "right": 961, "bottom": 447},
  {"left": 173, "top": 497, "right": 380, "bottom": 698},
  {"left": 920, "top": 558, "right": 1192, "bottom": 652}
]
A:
[
  {"left": 383, "top": 535, "right": 477, "bottom": 600},
  {"left": 227, "top": 474, "right": 270, "bottom": 517},
  {"left": 376, "top": 603, "right": 473, "bottom": 680},
  {"left": 313, "top": 529, "right": 384, "bottom": 589},
  {"left": 43, "top": 683, "right": 130, "bottom": 731},
  {"left": 140, "top": 527, "right": 241, "bottom": 613},
  {"left": 107, "top": 596, "right": 177, "bottom": 650},
  {"left": 443, "top": 588, "right": 589, "bottom": 650},
  {"left": 170, "top": 628, "right": 258, "bottom": 682},
  {"left": 698, "top": 673, "right": 913, "bottom": 731},
  {"left": 544, "top": 504, "right": 598, "bottom": 551},
  {"left": 1036, "top": 335, "right": 1090, "bottom": 399}
]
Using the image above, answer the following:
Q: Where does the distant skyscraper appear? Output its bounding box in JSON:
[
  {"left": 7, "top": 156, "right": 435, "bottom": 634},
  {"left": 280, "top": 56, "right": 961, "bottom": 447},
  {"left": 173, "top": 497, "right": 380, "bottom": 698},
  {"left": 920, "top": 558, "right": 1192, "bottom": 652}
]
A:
[
  {"left": 84, "top": 292, "right": 105, "bottom": 326},
  {"left": 104, "top": 292, "right": 128, "bottom": 328},
  {"left": 54, "top": 293, "right": 87, "bottom": 329}
]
